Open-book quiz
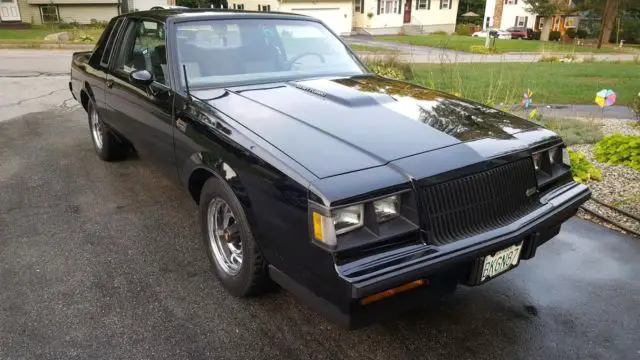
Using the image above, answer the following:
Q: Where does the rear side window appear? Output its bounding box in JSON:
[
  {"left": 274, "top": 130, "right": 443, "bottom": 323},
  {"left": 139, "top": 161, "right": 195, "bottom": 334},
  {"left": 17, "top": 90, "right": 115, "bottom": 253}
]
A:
[{"left": 100, "top": 17, "right": 125, "bottom": 66}]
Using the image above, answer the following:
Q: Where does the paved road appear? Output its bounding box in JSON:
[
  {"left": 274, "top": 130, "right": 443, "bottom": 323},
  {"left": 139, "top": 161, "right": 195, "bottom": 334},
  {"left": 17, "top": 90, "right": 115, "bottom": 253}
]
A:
[
  {"left": 0, "top": 49, "right": 71, "bottom": 77},
  {"left": 1, "top": 49, "right": 639, "bottom": 359},
  {"left": 345, "top": 36, "right": 640, "bottom": 63}
]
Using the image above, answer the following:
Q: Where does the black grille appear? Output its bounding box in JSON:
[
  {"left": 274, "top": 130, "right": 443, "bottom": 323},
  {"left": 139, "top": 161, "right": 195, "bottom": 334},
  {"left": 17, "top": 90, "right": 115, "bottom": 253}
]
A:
[{"left": 423, "top": 158, "right": 540, "bottom": 245}]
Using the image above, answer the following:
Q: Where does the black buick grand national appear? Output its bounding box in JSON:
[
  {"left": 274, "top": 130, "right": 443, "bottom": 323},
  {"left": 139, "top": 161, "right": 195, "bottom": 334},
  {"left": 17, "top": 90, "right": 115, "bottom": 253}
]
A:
[{"left": 70, "top": 9, "right": 591, "bottom": 327}]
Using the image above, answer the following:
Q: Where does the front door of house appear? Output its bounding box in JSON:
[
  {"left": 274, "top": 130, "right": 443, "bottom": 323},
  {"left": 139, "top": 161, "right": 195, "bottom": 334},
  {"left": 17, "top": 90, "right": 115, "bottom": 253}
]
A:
[
  {"left": 403, "top": 0, "right": 412, "bottom": 23},
  {"left": 0, "top": 0, "right": 22, "bottom": 21}
]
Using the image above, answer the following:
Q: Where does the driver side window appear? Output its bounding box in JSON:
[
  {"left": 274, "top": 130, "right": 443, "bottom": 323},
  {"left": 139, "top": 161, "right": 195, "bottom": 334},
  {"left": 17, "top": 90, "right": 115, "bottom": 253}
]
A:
[{"left": 114, "top": 20, "right": 168, "bottom": 85}]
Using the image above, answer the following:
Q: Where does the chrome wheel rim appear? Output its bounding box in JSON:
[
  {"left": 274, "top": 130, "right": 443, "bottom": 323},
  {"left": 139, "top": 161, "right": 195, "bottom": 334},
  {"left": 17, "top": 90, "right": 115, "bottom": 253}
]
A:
[
  {"left": 207, "top": 198, "right": 243, "bottom": 276},
  {"left": 90, "top": 108, "right": 103, "bottom": 150}
]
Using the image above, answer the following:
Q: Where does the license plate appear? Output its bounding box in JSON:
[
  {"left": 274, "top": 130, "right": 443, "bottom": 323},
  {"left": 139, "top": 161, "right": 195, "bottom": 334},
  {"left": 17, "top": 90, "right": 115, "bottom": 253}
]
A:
[{"left": 480, "top": 242, "right": 523, "bottom": 282}]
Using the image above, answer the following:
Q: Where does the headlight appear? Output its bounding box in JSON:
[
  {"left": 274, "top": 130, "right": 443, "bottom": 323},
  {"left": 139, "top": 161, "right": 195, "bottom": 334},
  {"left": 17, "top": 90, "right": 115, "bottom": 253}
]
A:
[
  {"left": 548, "top": 146, "right": 559, "bottom": 164},
  {"left": 532, "top": 152, "right": 543, "bottom": 171},
  {"left": 562, "top": 147, "right": 570, "bottom": 166},
  {"left": 311, "top": 204, "right": 364, "bottom": 247},
  {"left": 531, "top": 145, "right": 571, "bottom": 189},
  {"left": 374, "top": 195, "right": 400, "bottom": 222},
  {"left": 310, "top": 191, "right": 415, "bottom": 248},
  {"left": 332, "top": 204, "right": 364, "bottom": 235}
]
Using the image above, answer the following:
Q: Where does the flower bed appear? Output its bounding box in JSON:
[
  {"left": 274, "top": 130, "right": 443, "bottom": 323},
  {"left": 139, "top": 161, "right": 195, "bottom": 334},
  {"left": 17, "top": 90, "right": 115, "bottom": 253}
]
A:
[{"left": 571, "top": 119, "right": 640, "bottom": 236}]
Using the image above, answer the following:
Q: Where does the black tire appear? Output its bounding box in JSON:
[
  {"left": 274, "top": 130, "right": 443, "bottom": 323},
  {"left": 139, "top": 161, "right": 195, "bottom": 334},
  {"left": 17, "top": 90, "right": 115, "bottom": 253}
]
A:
[
  {"left": 87, "top": 99, "right": 128, "bottom": 161},
  {"left": 199, "top": 176, "right": 269, "bottom": 297}
]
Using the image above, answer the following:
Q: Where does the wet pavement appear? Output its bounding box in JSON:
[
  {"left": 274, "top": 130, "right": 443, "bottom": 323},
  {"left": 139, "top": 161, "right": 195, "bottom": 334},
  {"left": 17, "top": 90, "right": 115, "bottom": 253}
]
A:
[{"left": 1, "top": 108, "right": 639, "bottom": 359}]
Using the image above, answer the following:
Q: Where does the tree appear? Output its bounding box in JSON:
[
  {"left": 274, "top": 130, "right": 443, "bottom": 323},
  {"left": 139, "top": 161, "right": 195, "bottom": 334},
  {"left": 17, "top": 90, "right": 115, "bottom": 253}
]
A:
[
  {"left": 522, "top": 0, "right": 562, "bottom": 41},
  {"left": 597, "top": 0, "right": 620, "bottom": 47}
]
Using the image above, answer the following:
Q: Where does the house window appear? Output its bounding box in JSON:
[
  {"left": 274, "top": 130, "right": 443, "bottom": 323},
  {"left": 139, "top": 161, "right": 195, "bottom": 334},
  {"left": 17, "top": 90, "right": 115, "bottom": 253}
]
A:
[
  {"left": 232, "top": 4, "right": 244, "bottom": 9},
  {"left": 378, "top": 0, "right": 399, "bottom": 14},
  {"left": 538, "top": 17, "right": 545, "bottom": 29},
  {"left": 439, "top": 0, "right": 451, "bottom": 9},
  {"left": 417, "top": 0, "right": 428, "bottom": 8},
  {"left": 505, "top": 0, "right": 517, "bottom": 4},
  {"left": 515, "top": 16, "right": 526, "bottom": 27},
  {"left": 39, "top": 5, "right": 60, "bottom": 23},
  {"left": 354, "top": 0, "right": 364, "bottom": 13},
  {"left": 258, "top": 4, "right": 271, "bottom": 11}
]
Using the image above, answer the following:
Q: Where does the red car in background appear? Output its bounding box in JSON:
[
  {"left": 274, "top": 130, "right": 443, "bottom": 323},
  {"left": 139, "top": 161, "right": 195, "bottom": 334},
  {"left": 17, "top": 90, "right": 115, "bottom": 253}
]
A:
[{"left": 506, "top": 27, "right": 534, "bottom": 39}]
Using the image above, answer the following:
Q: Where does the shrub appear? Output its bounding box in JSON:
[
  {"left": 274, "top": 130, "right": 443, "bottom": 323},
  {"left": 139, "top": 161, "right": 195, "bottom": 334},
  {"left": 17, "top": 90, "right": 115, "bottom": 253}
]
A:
[
  {"left": 576, "top": 29, "right": 588, "bottom": 39},
  {"left": 568, "top": 149, "right": 602, "bottom": 183},
  {"left": 632, "top": 92, "right": 640, "bottom": 117},
  {"left": 565, "top": 28, "right": 577, "bottom": 39},
  {"left": 364, "top": 57, "right": 413, "bottom": 81},
  {"left": 538, "top": 55, "right": 560, "bottom": 62},
  {"left": 532, "top": 31, "right": 541, "bottom": 40},
  {"left": 549, "top": 31, "right": 561, "bottom": 41},
  {"left": 594, "top": 134, "right": 640, "bottom": 170},
  {"left": 78, "top": 34, "right": 94, "bottom": 42},
  {"left": 89, "top": 19, "right": 108, "bottom": 29},
  {"left": 430, "top": 31, "right": 448, "bottom": 36},
  {"left": 455, "top": 24, "right": 472, "bottom": 36},
  {"left": 470, "top": 45, "right": 498, "bottom": 54},
  {"left": 534, "top": 118, "right": 603, "bottom": 146}
]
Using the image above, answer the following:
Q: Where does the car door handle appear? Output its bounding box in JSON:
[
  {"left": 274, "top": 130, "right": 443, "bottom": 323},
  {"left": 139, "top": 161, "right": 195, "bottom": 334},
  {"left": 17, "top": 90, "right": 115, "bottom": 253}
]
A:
[{"left": 106, "top": 79, "right": 114, "bottom": 89}]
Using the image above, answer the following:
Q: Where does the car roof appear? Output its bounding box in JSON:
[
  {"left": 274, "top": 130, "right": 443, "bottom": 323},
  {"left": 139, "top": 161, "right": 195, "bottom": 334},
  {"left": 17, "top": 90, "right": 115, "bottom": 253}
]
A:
[{"left": 124, "top": 8, "right": 314, "bottom": 23}]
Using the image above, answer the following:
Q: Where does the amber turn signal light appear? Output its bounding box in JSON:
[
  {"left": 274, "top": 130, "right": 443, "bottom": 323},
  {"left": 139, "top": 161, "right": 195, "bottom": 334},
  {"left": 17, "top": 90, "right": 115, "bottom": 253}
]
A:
[{"left": 360, "top": 279, "right": 426, "bottom": 306}]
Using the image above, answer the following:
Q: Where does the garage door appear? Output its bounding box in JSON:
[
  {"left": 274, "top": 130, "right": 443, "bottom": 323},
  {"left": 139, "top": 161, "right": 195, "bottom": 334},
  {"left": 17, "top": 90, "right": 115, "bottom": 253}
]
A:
[{"left": 290, "top": 8, "right": 348, "bottom": 35}]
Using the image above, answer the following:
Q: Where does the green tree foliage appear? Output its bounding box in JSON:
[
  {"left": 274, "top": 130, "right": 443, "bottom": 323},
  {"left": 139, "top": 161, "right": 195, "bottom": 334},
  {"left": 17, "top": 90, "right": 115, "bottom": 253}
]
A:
[{"left": 457, "top": 0, "right": 486, "bottom": 24}]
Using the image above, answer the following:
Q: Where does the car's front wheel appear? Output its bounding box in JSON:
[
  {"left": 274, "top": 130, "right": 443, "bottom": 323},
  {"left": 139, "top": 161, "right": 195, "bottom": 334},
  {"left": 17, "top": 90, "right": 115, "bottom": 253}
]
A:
[
  {"left": 199, "top": 176, "right": 269, "bottom": 297},
  {"left": 87, "top": 100, "right": 128, "bottom": 161}
]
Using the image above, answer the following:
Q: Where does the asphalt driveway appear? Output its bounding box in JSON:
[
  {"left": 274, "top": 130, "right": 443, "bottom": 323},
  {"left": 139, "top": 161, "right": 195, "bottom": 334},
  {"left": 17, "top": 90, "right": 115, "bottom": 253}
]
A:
[{"left": 1, "top": 107, "right": 639, "bottom": 359}]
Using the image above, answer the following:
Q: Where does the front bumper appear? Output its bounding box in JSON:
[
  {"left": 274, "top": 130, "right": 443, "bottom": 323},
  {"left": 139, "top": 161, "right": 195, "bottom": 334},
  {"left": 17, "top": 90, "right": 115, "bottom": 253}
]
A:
[{"left": 271, "top": 182, "right": 590, "bottom": 328}]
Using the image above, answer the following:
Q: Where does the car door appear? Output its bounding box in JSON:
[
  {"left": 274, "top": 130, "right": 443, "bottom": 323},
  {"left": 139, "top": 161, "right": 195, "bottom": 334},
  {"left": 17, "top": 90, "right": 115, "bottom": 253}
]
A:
[
  {"left": 83, "top": 17, "right": 124, "bottom": 126},
  {"left": 105, "top": 18, "right": 177, "bottom": 181}
]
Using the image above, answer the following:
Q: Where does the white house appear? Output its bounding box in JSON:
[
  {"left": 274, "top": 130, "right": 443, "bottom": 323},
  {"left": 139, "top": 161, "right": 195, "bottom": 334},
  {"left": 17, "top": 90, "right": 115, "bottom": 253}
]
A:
[
  {"left": 483, "top": 0, "right": 579, "bottom": 34},
  {"left": 124, "top": 0, "right": 172, "bottom": 12},
  {"left": 228, "top": 0, "right": 458, "bottom": 35},
  {"left": 353, "top": 0, "right": 459, "bottom": 35},
  {"left": 228, "top": 0, "right": 353, "bottom": 35},
  {"left": 0, "top": 0, "right": 171, "bottom": 26}
]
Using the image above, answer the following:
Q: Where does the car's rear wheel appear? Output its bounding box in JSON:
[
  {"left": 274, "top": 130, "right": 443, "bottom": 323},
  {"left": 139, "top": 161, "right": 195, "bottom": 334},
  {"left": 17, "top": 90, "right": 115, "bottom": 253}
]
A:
[
  {"left": 199, "top": 176, "right": 269, "bottom": 297},
  {"left": 87, "top": 100, "right": 128, "bottom": 161}
]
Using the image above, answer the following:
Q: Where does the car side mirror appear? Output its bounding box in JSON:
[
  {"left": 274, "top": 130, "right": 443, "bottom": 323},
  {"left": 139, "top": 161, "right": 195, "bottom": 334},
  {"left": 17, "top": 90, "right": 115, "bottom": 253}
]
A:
[{"left": 129, "top": 69, "right": 154, "bottom": 86}]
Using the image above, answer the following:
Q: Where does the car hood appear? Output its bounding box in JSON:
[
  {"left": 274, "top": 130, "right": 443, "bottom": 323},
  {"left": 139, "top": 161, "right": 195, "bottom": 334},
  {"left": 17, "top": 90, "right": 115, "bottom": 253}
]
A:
[{"left": 195, "top": 75, "right": 549, "bottom": 179}]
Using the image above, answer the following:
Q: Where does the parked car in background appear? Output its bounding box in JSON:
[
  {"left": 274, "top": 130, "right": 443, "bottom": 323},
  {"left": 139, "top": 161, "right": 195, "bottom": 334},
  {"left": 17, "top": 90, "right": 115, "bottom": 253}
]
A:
[
  {"left": 69, "top": 9, "right": 590, "bottom": 328},
  {"left": 506, "top": 27, "right": 534, "bottom": 40},
  {"left": 472, "top": 29, "right": 511, "bottom": 40}
]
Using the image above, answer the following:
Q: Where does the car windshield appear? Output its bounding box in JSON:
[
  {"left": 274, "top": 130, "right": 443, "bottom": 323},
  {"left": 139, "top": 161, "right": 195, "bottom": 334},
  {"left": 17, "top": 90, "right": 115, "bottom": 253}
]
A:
[{"left": 175, "top": 18, "right": 365, "bottom": 88}]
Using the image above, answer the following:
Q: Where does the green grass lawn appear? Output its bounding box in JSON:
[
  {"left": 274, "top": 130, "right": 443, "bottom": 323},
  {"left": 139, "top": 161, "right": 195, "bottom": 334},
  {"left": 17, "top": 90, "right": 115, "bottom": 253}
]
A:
[
  {"left": 411, "top": 62, "right": 640, "bottom": 105},
  {"left": 349, "top": 44, "right": 399, "bottom": 53},
  {"left": 378, "top": 35, "right": 639, "bottom": 54},
  {"left": 0, "top": 26, "right": 102, "bottom": 44}
]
